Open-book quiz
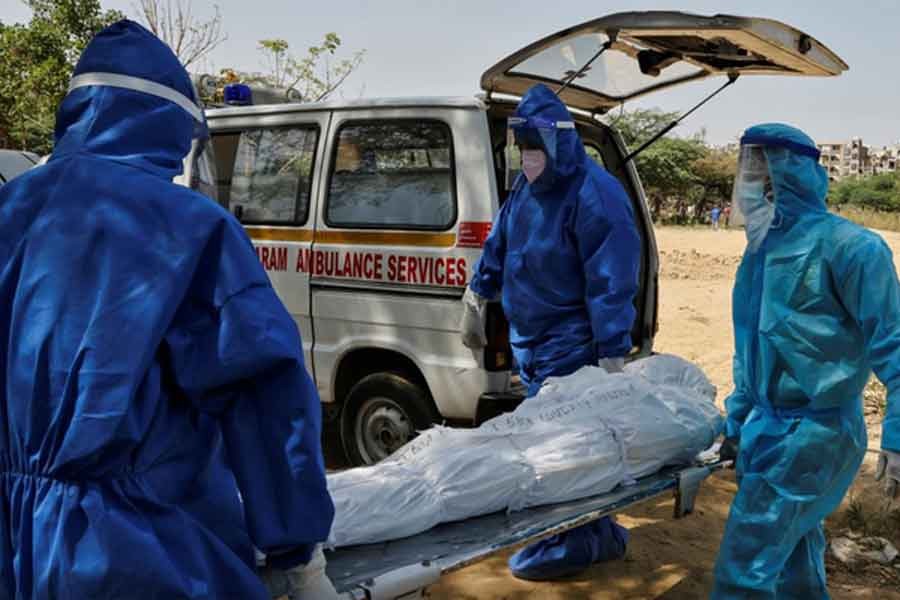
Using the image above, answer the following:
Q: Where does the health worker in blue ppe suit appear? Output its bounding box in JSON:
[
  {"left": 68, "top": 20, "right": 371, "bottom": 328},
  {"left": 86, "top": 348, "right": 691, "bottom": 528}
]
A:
[
  {"left": 0, "top": 20, "right": 338, "bottom": 600},
  {"left": 712, "top": 123, "right": 900, "bottom": 599},
  {"left": 460, "top": 83, "right": 642, "bottom": 581}
]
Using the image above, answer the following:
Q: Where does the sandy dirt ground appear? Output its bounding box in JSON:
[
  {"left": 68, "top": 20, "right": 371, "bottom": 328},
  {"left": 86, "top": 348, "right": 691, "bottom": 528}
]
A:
[{"left": 427, "top": 226, "right": 900, "bottom": 599}]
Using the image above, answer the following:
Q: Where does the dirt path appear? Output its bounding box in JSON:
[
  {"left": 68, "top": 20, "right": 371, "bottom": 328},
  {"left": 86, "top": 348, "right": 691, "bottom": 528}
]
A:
[{"left": 428, "top": 226, "right": 900, "bottom": 599}]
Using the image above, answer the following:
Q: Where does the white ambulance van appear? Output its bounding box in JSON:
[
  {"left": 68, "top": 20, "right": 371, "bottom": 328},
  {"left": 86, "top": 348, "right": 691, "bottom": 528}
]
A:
[{"left": 181, "top": 12, "right": 846, "bottom": 465}]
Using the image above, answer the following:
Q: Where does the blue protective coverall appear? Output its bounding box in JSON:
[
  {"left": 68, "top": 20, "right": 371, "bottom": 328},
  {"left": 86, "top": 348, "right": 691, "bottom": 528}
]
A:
[
  {"left": 0, "top": 21, "right": 333, "bottom": 599},
  {"left": 469, "top": 84, "right": 641, "bottom": 580},
  {"left": 712, "top": 124, "right": 900, "bottom": 598}
]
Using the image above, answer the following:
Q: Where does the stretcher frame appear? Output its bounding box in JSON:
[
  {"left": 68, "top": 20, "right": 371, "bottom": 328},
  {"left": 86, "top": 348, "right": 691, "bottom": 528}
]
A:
[{"left": 325, "top": 459, "right": 730, "bottom": 599}]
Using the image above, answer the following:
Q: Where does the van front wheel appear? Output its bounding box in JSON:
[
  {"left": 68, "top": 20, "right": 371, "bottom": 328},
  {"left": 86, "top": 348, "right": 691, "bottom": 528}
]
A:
[{"left": 341, "top": 373, "right": 439, "bottom": 466}]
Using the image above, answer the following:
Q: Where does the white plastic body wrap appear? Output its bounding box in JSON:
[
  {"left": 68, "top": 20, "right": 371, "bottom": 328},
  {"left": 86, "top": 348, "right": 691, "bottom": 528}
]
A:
[{"left": 327, "top": 354, "right": 723, "bottom": 547}]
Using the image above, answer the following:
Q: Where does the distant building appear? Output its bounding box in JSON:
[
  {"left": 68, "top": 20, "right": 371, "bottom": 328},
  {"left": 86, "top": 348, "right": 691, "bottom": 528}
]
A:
[
  {"left": 871, "top": 145, "right": 900, "bottom": 175},
  {"left": 819, "top": 142, "right": 849, "bottom": 181},
  {"left": 817, "top": 138, "right": 900, "bottom": 182}
]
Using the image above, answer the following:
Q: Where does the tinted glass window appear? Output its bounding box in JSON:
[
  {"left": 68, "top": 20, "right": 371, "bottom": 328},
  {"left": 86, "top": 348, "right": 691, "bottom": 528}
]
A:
[
  {"left": 327, "top": 121, "right": 455, "bottom": 229},
  {"left": 211, "top": 126, "right": 318, "bottom": 224},
  {"left": 512, "top": 33, "right": 702, "bottom": 99}
]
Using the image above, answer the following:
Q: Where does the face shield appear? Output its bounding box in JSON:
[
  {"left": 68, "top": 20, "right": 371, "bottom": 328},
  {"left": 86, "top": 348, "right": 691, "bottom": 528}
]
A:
[
  {"left": 504, "top": 116, "right": 574, "bottom": 189},
  {"left": 730, "top": 144, "right": 777, "bottom": 252},
  {"left": 186, "top": 118, "right": 218, "bottom": 200},
  {"left": 185, "top": 85, "right": 216, "bottom": 198}
]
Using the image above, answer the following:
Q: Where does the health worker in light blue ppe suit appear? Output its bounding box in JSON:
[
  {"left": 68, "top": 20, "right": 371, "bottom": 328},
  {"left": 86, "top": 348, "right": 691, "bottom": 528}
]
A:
[
  {"left": 712, "top": 123, "right": 900, "bottom": 599},
  {"left": 0, "top": 20, "right": 338, "bottom": 600},
  {"left": 460, "top": 83, "right": 642, "bottom": 581}
]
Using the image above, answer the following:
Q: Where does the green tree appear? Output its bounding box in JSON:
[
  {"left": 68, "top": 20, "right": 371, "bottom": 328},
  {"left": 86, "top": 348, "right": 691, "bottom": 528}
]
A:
[
  {"left": 257, "top": 33, "right": 364, "bottom": 102},
  {"left": 608, "top": 108, "right": 740, "bottom": 223},
  {"left": 0, "top": 0, "right": 123, "bottom": 152},
  {"left": 610, "top": 108, "right": 709, "bottom": 221},
  {"left": 691, "top": 147, "right": 738, "bottom": 218},
  {"left": 610, "top": 108, "right": 679, "bottom": 149},
  {"left": 640, "top": 137, "right": 708, "bottom": 222},
  {"left": 830, "top": 172, "right": 900, "bottom": 212}
]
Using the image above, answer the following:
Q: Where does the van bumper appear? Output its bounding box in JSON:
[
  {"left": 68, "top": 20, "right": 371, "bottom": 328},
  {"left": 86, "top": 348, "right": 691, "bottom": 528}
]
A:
[{"left": 474, "top": 391, "right": 525, "bottom": 426}]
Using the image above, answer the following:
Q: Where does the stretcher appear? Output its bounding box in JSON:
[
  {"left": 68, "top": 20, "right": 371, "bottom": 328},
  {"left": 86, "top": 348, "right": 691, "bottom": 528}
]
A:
[{"left": 325, "top": 457, "right": 731, "bottom": 599}]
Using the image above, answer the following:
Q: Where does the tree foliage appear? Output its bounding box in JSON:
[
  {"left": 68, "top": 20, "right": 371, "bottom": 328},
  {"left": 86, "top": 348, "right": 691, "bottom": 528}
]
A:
[
  {"left": 610, "top": 108, "right": 735, "bottom": 223},
  {"left": 0, "top": 0, "right": 123, "bottom": 152},
  {"left": 220, "top": 33, "right": 365, "bottom": 103},
  {"left": 829, "top": 172, "right": 900, "bottom": 212},
  {"left": 610, "top": 108, "right": 679, "bottom": 149},
  {"left": 1, "top": 1, "right": 364, "bottom": 152}
]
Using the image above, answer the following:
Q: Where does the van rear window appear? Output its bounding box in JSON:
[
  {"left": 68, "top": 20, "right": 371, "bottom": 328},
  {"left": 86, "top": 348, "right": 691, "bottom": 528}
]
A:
[
  {"left": 326, "top": 120, "right": 456, "bottom": 230},
  {"left": 211, "top": 126, "right": 319, "bottom": 225}
]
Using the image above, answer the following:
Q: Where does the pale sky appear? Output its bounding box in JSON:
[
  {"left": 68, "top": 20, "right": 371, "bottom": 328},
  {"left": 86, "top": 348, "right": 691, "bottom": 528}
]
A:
[{"left": 5, "top": 0, "right": 899, "bottom": 147}]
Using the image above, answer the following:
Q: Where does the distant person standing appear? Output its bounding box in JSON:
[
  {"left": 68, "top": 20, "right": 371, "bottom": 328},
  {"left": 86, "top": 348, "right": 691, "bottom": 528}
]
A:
[
  {"left": 723, "top": 204, "right": 731, "bottom": 229},
  {"left": 711, "top": 205, "right": 722, "bottom": 230}
]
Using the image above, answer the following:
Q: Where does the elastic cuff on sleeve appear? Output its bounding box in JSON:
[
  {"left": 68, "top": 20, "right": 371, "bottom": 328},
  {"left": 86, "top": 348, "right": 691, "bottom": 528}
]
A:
[{"left": 265, "top": 543, "right": 315, "bottom": 570}]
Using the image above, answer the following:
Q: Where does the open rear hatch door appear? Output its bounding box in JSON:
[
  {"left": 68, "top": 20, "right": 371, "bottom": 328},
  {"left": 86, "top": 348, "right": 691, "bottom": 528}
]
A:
[{"left": 481, "top": 11, "right": 847, "bottom": 115}]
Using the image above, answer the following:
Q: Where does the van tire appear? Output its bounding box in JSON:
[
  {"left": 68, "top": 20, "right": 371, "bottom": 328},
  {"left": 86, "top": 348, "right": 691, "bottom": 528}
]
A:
[{"left": 341, "top": 373, "right": 439, "bottom": 467}]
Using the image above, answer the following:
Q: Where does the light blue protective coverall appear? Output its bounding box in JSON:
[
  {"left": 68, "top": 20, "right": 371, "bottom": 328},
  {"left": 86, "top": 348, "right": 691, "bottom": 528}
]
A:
[{"left": 713, "top": 124, "right": 900, "bottom": 598}]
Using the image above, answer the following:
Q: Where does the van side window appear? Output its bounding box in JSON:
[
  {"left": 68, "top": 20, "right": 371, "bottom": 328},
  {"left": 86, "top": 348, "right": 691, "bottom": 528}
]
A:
[
  {"left": 211, "top": 126, "right": 319, "bottom": 224},
  {"left": 326, "top": 121, "right": 456, "bottom": 230}
]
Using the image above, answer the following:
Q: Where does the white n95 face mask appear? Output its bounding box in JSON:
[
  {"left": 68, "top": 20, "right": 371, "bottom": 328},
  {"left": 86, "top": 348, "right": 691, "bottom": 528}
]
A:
[{"left": 521, "top": 149, "right": 547, "bottom": 183}]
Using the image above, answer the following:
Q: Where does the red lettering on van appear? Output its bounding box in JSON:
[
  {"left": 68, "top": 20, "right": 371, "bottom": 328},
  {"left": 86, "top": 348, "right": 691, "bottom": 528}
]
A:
[
  {"left": 315, "top": 251, "right": 325, "bottom": 276},
  {"left": 418, "top": 257, "right": 430, "bottom": 284},
  {"left": 386, "top": 255, "right": 397, "bottom": 281},
  {"left": 408, "top": 257, "right": 419, "bottom": 284},
  {"left": 398, "top": 256, "right": 409, "bottom": 283},
  {"left": 457, "top": 222, "right": 492, "bottom": 248},
  {"left": 446, "top": 258, "right": 457, "bottom": 286},
  {"left": 374, "top": 254, "right": 384, "bottom": 280},
  {"left": 434, "top": 258, "right": 446, "bottom": 285},
  {"left": 456, "top": 258, "right": 468, "bottom": 286}
]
